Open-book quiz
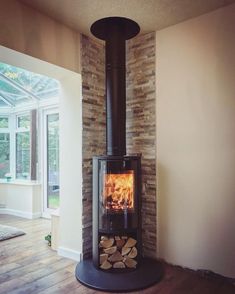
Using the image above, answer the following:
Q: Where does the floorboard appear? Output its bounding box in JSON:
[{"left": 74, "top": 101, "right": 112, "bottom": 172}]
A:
[{"left": 0, "top": 214, "right": 234, "bottom": 294}]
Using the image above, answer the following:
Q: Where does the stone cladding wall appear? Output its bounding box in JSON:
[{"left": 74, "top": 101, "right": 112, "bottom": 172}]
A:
[
  {"left": 126, "top": 32, "right": 156, "bottom": 257},
  {"left": 81, "top": 32, "right": 156, "bottom": 258},
  {"left": 81, "top": 35, "right": 105, "bottom": 258}
]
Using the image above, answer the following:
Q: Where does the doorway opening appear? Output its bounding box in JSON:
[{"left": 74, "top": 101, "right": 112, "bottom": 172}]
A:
[
  {"left": 0, "top": 45, "right": 83, "bottom": 261},
  {"left": 0, "top": 61, "right": 60, "bottom": 217}
]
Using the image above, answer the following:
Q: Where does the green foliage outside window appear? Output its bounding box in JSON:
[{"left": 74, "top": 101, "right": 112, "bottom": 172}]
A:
[
  {"left": 16, "top": 132, "right": 30, "bottom": 179},
  {"left": 47, "top": 113, "right": 60, "bottom": 209},
  {"left": 0, "top": 117, "right": 8, "bottom": 128},
  {"left": 17, "top": 115, "right": 30, "bottom": 128},
  {"left": 0, "top": 133, "right": 10, "bottom": 178}
]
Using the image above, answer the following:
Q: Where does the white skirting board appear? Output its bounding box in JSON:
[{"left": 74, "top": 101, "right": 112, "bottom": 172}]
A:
[
  {"left": 58, "top": 246, "right": 82, "bottom": 262},
  {"left": 0, "top": 208, "right": 41, "bottom": 219}
]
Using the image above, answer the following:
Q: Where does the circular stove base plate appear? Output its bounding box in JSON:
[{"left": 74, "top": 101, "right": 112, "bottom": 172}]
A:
[{"left": 75, "top": 257, "right": 163, "bottom": 292}]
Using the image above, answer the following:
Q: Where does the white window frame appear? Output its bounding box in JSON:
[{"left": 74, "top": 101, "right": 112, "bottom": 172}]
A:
[{"left": 42, "top": 107, "right": 59, "bottom": 218}]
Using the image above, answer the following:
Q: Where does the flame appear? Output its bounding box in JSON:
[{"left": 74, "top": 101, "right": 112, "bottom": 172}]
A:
[{"left": 103, "top": 172, "right": 134, "bottom": 210}]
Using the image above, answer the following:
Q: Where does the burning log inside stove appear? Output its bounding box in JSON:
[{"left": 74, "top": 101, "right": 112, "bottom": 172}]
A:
[
  {"left": 106, "top": 195, "right": 132, "bottom": 210},
  {"left": 103, "top": 172, "right": 134, "bottom": 210},
  {"left": 99, "top": 235, "right": 138, "bottom": 269}
]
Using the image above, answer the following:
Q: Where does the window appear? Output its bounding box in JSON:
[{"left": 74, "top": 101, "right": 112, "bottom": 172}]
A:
[
  {"left": 0, "top": 61, "right": 60, "bottom": 184},
  {"left": 0, "top": 116, "right": 10, "bottom": 178},
  {"left": 47, "top": 113, "right": 59, "bottom": 209},
  {"left": 17, "top": 115, "right": 30, "bottom": 128},
  {"left": 16, "top": 114, "right": 30, "bottom": 179},
  {"left": 0, "top": 133, "right": 10, "bottom": 178},
  {"left": 0, "top": 117, "right": 8, "bottom": 128}
]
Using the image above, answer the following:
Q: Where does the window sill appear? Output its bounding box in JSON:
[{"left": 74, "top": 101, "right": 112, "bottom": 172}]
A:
[{"left": 0, "top": 179, "right": 41, "bottom": 186}]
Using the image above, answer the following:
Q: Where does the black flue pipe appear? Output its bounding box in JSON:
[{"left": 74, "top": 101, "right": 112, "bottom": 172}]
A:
[{"left": 91, "top": 17, "right": 140, "bottom": 156}]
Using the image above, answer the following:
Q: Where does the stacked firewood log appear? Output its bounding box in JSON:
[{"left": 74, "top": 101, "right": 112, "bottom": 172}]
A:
[{"left": 99, "top": 235, "right": 138, "bottom": 270}]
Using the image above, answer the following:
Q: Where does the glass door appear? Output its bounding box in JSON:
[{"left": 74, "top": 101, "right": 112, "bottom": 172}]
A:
[{"left": 43, "top": 110, "right": 59, "bottom": 215}]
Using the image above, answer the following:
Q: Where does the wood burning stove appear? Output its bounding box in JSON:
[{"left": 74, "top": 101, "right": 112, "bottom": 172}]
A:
[
  {"left": 76, "top": 16, "right": 163, "bottom": 292},
  {"left": 90, "top": 17, "right": 143, "bottom": 272},
  {"left": 93, "top": 155, "right": 141, "bottom": 271}
]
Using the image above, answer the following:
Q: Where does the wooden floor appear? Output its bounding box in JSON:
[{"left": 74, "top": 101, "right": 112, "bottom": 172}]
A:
[{"left": 0, "top": 214, "right": 234, "bottom": 294}]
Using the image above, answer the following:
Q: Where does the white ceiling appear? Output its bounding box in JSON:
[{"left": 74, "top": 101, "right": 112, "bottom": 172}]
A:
[{"left": 21, "top": 0, "right": 235, "bottom": 38}]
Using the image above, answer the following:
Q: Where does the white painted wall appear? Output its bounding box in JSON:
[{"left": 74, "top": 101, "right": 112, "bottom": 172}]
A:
[
  {"left": 0, "top": 0, "right": 80, "bottom": 73},
  {"left": 58, "top": 74, "right": 83, "bottom": 261},
  {"left": 156, "top": 4, "right": 235, "bottom": 278},
  {"left": 0, "top": 46, "right": 83, "bottom": 261},
  {"left": 0, "top": 182, "right": 41, "bottom": 218},
  {"left": 0, "top": 185, "right": 7, "bottom": 208}
]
